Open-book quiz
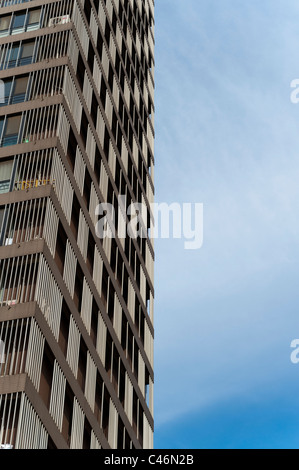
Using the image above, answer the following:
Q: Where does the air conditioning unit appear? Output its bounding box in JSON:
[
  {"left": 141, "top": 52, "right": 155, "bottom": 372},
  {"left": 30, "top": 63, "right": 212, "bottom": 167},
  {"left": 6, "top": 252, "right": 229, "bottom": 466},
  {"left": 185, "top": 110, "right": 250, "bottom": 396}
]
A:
[
  {"left": 3, "top": 300, "right": 18, "bottom": 307},
  {"left": 48, "top": 15, "right": 70, "bottom": 27}
]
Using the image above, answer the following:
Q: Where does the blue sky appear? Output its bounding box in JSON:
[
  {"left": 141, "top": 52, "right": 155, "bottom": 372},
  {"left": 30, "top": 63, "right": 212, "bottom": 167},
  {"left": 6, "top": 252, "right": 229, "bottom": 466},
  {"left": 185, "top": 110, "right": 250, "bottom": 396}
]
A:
[{"left": 154, "top": 0, "right": 299, "bottom": 449}]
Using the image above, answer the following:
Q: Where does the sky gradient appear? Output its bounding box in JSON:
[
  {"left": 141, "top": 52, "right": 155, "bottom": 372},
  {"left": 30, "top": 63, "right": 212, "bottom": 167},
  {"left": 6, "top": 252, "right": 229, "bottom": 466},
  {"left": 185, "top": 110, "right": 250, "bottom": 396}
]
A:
[{"left": 154, "top": 0, "right": 299, "bottom": 449}]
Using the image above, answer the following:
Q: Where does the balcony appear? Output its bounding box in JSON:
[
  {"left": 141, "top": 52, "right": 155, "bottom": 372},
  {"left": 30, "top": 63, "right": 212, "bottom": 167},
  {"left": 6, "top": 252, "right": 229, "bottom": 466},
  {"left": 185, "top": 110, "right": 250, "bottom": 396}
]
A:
[{"left": 0, "top": 253, "right": 39, "bottom": 307}]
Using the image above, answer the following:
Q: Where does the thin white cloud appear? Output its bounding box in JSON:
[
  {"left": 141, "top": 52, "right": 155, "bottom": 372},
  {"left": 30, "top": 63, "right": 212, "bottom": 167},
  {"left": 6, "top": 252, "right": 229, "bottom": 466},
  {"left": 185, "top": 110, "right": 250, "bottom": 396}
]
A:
[{"left": 155, "top": 0, "right": 299, "bottom": 431}]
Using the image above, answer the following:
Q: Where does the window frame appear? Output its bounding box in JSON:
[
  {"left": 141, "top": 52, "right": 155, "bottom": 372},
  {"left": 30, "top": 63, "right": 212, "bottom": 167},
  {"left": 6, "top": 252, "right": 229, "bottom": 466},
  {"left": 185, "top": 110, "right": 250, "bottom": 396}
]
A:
[
  {"left": 0, "top": 75, "right": 29, "bottom": 107},
  {"left": 0, "top": 114, "right": 22, "bottom": 147},
  {"left": 0, "top": 8, "right": 42, "bottom": 38},
  {"left": 0, "top": 159, "right": 14, "bottom": 194}
]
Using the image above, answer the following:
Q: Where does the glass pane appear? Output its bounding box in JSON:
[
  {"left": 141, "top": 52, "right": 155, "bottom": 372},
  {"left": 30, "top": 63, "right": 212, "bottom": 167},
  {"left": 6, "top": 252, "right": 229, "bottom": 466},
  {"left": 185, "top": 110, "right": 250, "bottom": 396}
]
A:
[
  {"left": 5, "top": 115, "right": 21, "bottom": 135},
  {"left": 0, "top": 80, "right": 4, "bottom": 104},
  {"left": 0, "top": 15, "right": 11, "bottom": 32},
  {"left": 21, "top": 42, "right": 34, "bottom": 58},
  {"left": 7, "top": 46, "right": 19, "bottom": 68},
  {"left": 9, "top": 44, "right": 19, "bottom": 61},
  {"left": 0, "top": 161, "right": 13, "bottom": 180},
  {"left": 4, "top": 79, "right": 13, "bottom": 96},
  {"left": 0, "top": 208, "right": 4, "bottom": 232},
  {"left": 0, "top": 79, "right": 12, "bottom": 105},
  {"left": 11, "top": 77, "right": 28, "bottom": 104},
  {"left": 0, "top": 160, "right": 13, "bottom": 193},
  {"left": 0, "top": 118, "right": 4, "bottom": 137},
  {"left": 28, "top": 9, "right": 41, "bottom": 25},
  {"left": 14, "top": 76, "right": 28, "bottom": 94},
  {"left": 12, "top": 12, "right": 26, "bottom": 30},
  {"left": 0, "top": 181, "right": 10, "bottom": 194}
]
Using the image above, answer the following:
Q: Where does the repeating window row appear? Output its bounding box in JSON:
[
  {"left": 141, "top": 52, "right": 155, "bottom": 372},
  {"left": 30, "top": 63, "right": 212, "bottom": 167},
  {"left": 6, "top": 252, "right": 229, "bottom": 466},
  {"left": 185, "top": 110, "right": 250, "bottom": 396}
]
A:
[
  {"left": 0, "top": 134, "right": 153, "bottom": 327},
  {"left": 0, "top": 100, "right": 153, "bottom": 351},
  {"left": 0, "top": 240, "right": 153, "bottom": 405},
  {"left": 0, "top": 8, "right": 154, "bottom": 206},
  {"left": 90, "top": 0, "right": 154, "bottom": 104},
  {"left": 71, "top": 0, "right": 154, "bottom": 175},
  {"left": 0, "top": 7, "right": 42, "bottom": 38},
  {"left": 84, "top": 0, "right": 155, "bottom": 155},
  {"left": 0, "top": 0, "right": 31, "bottom": 7},
  {"left": 0, "top": 104, "right": 61, "bottom": 147},
  {"left": 0, "top": 30, "right": 154, "bottom": 209},
  {"left": 0, "top": 266, "right": 152, "bottom": 446}
]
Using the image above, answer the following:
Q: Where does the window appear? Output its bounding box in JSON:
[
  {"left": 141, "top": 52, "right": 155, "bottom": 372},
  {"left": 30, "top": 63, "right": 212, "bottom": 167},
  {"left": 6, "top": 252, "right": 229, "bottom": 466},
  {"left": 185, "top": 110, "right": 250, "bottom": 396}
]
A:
[
  {"left": 0, "top": 160, "right": 13, "bottom": 194},
  {"left": 0, "top": 8, "right": 41, "bottom": 37},
  {"left": 27, "top": 9, "right": 41, "bottom": 31},
  {"left": 13, "top": 76, "right": 28, "bottom": 103},
  {"left": 1, "top": 40, "right": 35, "bottom": 69},
  {"left": 6, "top": 116, "right": 20, "bottom": 134},
  {"left": 20, "top": 41, "right": 35, "bottom": 65},
  {"left": 0, "top": 80, "right": 12, "bottom": 106},
  {"left": 0, "top": 118, "right": 4, "bottom": 137},
  {"left": 0, "top": 76, "right": 29, "bottom": 106},
  {"left": 0, "top": 115, "right": 22, "bottom": 147},
  {"left": 0, "top": 207, "right": 4, "bottom": 227},
  {"left": 0, "top": 15, "right": 11, "bottom": 37},
  {"left": 7, "top": 44, "right": 20, "bottom": 68},
  {"left": 0, "top": 207, "right": 5, "bottom": 241},
  {"left": 11, "top": 12, "right": 26, "bottom": 34}
]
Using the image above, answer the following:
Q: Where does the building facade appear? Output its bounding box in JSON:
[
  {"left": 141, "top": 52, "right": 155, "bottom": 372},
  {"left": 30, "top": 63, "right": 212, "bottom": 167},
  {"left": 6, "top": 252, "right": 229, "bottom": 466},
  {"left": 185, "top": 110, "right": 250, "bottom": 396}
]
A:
[{"left": 0, "top": 0, "right": 154, "bottom": 449}]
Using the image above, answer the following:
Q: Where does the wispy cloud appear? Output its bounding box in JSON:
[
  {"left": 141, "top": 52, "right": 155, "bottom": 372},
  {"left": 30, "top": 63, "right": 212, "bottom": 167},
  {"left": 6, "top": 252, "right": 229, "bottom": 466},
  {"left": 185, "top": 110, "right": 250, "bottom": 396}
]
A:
[{"left": 155, "top": 0, "right": 299, "bottom": 444}]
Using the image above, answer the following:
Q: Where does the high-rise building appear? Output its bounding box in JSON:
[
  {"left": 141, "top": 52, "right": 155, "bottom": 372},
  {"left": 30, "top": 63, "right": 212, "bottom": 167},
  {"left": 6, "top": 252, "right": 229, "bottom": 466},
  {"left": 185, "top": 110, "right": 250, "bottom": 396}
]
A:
[{"left": 0, "top": 0, "right": 154, "bottom": 449}]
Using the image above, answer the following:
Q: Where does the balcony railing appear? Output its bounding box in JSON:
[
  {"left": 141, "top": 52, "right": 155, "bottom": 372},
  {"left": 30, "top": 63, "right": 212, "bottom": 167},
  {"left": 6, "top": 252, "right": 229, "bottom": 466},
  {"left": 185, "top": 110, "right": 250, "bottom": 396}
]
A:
[
  {"left": 0, "top": 93, "right": 26, "bottom": 107},
  {"left": 3, "top": 56, "right": 33, "bottom": 70},
  {"left": 0, "top": 134, "right": 19, "bottom": 147},
  {"left": 0, "top": 23, "right": 40, "bottom": 39}
]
